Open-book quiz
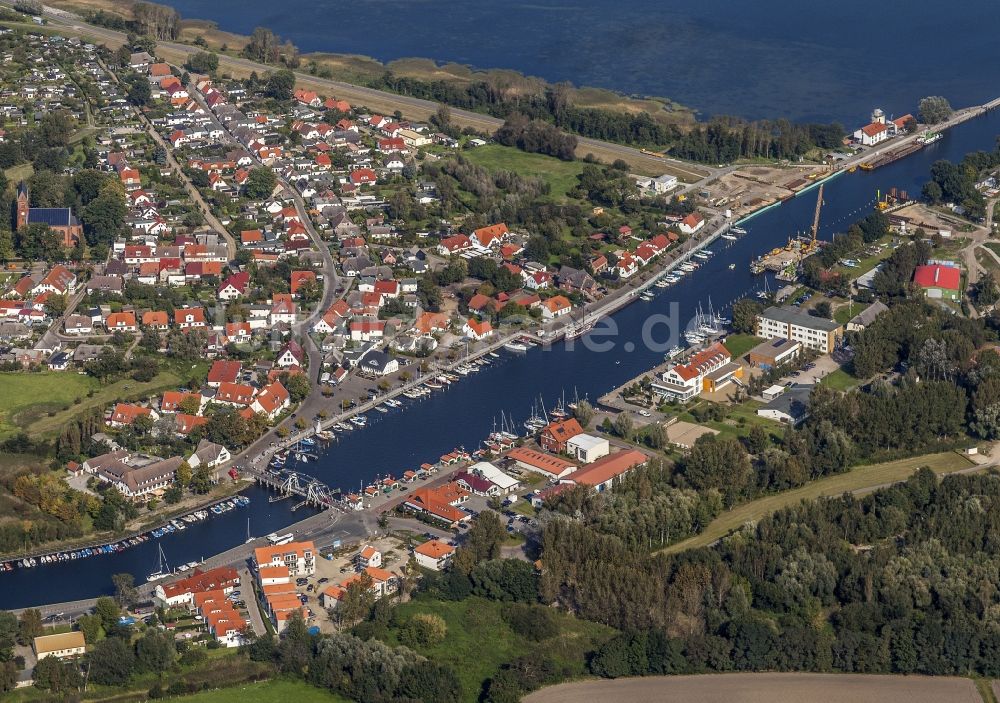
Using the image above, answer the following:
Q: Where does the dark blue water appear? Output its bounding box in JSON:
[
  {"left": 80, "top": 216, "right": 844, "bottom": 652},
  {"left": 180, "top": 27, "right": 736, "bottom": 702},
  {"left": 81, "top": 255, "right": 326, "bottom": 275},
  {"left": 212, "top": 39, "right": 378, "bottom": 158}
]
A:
[
  {"left": 3, "top": 109, "right": 999, "bottom": 609},
  {"left": 161, "top": 0, "right": 1000, "bottom": 123}
]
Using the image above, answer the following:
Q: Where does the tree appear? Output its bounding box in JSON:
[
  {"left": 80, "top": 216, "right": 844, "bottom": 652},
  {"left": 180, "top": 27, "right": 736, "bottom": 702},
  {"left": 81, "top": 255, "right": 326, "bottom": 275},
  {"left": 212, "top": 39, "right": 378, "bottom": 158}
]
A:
[
  {"left": 190, "top": 464, "right": 212, "bottom": 494},
  {"left": 135, "top": 629, "right": 175, "bottom": 672},
  {"left": 264, "top": 69, "right": 295, "bottom": 101},
  {"left": 243, "top": 27, "right": 279, "bottom": 63},
  {"left": 32, "top": 655, "right": 82, "bottom": 692},
  {"left": 573, "top": 399, "right": 594, "bottom": 427},
  {"left": 453, "top": 511, "right": 506, "bottom": 574},
  {"left": 94, "top": 596, "right": 120, "bottom": 629},
  {"left": 186, "top": 50, "right": 219, "bottom": 74},
  {"left": 613, "top": 412, "right": 634, "bottom": 440},
  {"left": 126, "top": 75, "right": 152, "bottom": 106},
  {"left": 17, "top": 608, "right": 43, "bottom": 645},
  {"left": 82, "top": 192, "right": 126, "bottom": 247},
  {"left": 918, "top": 96, "right": 953, "bottom": 124},
  {"left": 277, "top": 611, "right": 313, "bottom": 673},
  {"left": 76, "top": 614, "right": 102, "bottom": 643},
  {"left": 243, "top": 167, "right": 277, "bottom": 199},
  {"left": 732, "top": 298, "right": 764, "bottom": 333},
  {"left": 15, "top": 223, "right": 63, "bottom": 261},
  {"left": 112, "top": 573, "right": 139, "bottom": 607},
  {"left": 88, "top": 636, "right": 135, "bottom": 686}
]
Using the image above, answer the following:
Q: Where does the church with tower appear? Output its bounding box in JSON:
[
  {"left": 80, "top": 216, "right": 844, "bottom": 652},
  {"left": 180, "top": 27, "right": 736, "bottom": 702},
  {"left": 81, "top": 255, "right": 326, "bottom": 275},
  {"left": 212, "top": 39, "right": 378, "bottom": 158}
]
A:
[{"left": 15, "top": 181, "right": 83, "bottom": 249}]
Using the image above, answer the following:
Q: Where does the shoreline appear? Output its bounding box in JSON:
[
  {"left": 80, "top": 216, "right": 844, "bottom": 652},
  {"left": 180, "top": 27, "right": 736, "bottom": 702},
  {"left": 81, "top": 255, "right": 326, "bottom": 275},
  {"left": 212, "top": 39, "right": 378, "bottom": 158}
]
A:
[{"left": 43, "top": 0, "right": 699, "bottom": 128}]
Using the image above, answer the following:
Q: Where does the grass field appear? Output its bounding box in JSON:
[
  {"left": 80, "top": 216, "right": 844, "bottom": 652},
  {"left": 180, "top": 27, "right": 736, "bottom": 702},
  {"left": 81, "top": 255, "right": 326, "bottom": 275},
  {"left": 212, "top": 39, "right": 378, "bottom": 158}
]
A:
[
  {"left": 4, "top": 162, "right": 33, "bottom": 183},
  {"left": 722, "top": 334, "right": 763, "bottom": 360},
  {"left": 164, "top": 679, "right": 349, "bottom": 703},
  {"left": 0, "top": 372, "right": 99, "bottom": 438},
  {"left": 0, "top": 364, "right": 201, "bottom": 439},
  {"left": 462, "top": 145, "right": 587, "bottom": 201},
  {"left": 820, "top": 366, "right": 860, "bottom": 391},
  {"left": 384, "top": 596, "right": 614, "bottom": 702},
  {"left": 661, "top": 451, "right": 977, "bottom": 554}
]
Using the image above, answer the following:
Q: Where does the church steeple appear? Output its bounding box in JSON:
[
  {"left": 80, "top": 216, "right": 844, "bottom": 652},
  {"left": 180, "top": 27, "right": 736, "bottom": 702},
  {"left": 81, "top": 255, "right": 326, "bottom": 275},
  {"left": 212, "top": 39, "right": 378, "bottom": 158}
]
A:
[{"left": 15, "top": 181, "right": 29, "bottom": 230}]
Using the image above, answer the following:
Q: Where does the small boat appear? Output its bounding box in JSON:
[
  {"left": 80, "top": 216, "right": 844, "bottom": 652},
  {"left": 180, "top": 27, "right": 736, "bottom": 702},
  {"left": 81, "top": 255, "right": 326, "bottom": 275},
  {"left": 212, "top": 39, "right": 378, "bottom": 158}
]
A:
[
  {"left": 730, "top": 226, "right": 747, "bottom": 235},
  {"left": 147, "top": 545, "right": 171, "bottom": 582},
  {"left": 375, "top": 405, "right": 389, "bottom": 413},
  {"left": 654, "top": 279, "right": 670, "bottom": 288},
  {"left": 728, "top": 263, "right": 736, "bottom": 270},
  {"left": 505, "top": 341, "right": 529, "bottom": 353},
  {"left": 666, "top": 345, "right": 683, "bottom": 359},
  {"left": 488, "top": 352, "right": 500, "bottom": 358},
  {"left": 640, "top": 291, "right": 655, "bottom": 301}
]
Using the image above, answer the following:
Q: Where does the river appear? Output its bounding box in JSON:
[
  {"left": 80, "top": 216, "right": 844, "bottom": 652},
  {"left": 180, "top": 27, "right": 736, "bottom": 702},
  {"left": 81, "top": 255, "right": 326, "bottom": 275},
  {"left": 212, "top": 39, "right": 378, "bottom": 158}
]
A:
[
  {"left": 2, "top": 108, "right": 998, "bottom": 609},
  {"left": 157, "top": 0, "right": 1000, "bottom": 124}
]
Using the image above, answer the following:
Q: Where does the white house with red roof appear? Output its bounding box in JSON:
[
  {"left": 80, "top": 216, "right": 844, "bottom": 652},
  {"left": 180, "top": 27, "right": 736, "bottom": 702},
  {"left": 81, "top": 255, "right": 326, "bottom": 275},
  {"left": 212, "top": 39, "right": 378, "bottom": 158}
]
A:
[
  {"left": 463, "top": 318, "right": 494, "bottom": 340},
  {"left": 652, "top": 341, "right": 741, "bottom": 402},
  {"left": 218, "top": 272, "right": 250, "bottom": 301},
  {"left": 678, "top": 212, "right": 705, "bottom": 234},
  {"left": 437, "top": 233, "right": 472, "bottom": 256},
  {"left": 251, "top": 381, "right": 290, "bottom": 419}
]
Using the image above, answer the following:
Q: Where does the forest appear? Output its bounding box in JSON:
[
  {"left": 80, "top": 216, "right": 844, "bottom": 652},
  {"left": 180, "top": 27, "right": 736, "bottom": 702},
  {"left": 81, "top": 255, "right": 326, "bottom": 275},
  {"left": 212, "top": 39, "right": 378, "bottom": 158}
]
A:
[
  {"left": 367, "top": 73, "right": 843, "bottom": 159},
  {"left": 554, "top": 469, "right": 1000, "bottom": 679}
]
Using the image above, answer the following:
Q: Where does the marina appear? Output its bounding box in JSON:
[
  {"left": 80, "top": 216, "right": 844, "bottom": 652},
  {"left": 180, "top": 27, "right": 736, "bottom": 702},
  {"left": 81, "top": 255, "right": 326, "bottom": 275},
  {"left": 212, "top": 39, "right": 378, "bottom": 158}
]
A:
[{"left": 3, "top": 106, "right": 1000, "bottom": 608}]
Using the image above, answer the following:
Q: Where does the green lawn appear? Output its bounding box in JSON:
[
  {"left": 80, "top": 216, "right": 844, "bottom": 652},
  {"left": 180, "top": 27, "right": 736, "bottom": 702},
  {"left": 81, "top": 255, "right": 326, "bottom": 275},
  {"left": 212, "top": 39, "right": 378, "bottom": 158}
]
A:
[
  {"left": 4, "top": 162, "right": 33, "bottom": 183},
  {"left": 678, "top": 400, "right": 774, "bottom": 442},
  {"left": 164, "top": 679, "right": 348, "bottom": 703},
  {"left": 820, "top": 366, "right": 859, "bottom": 391},
  {"left": 462, "top": 145, "right": 587, "bottom": 200},
  {"left": 722, "top": 334, "right": 763, "bottom": 360},
  {"left": 0, "top": 372, "right": 98, "bottom": 438},
  {"left": 384, "top": 596, "right": 614, "bottom": 702},
  {"left": 662, "top": 451, "right": 977, "bottom": 554},
  {"left": 0, "top": 363, "right": 205, "bottom": 439}
]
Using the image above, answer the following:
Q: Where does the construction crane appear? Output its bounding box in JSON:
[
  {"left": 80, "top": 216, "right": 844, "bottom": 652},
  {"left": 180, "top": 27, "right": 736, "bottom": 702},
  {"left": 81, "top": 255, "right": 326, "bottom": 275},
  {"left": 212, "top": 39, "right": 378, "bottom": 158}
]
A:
[{"left": 810, "top": 184, "right": 824, "bottom": 244}]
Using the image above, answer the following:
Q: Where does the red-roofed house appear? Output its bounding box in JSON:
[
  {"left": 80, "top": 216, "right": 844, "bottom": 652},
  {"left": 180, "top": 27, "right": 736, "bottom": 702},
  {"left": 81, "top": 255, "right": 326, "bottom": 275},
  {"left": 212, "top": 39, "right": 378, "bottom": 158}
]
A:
[
  {"left": 913, "top": 264, "right": 961, "bottom": 301},
  {"left": 678, "top": 212, "right": 705, "bottom": 234},
  {"left": 471, "top": 223, "right": 509, "bottom": 248},
  {"left": 175, "top": 307, "right": 206, "bottom": 329},
  {"left": 540, "top": 418, "right": 584, "bottom": 453},
  {"left": 251, "top": 381, "right": 290, "bottom": 419},
  {"left": 463, "top": 318, "right": 494, "bottom": 340},
  {"left": 218, "top": 272, "right": 250, "bottom": 301},
  {"left": 108, "top": 403, "right": 157, "bottom": 428},
  {"left": 561, "top": 449, "right": 648, "bottom": 492},
  {"left": 350, "top": 168, "right": 377, "bottom": 185},
  {"left": 652, "top": 341, "right": 741, "bottom": 402},
  {"left": 290, "top": 270, "right": 317, "bottom": 294},
  {"left": 402, "top": 483, "right": 471, "bottom": 526},
  {"left": 854, "top": 121, "right": 890, "bottom": 146},
  {"left": 207, "top": 360, "right": 242, "bottom": 387},
  {"left": 214, "top": 382, "right": 256, "bottom": 407},
  {"left": 437, "top": 233, "right": 472, "bottom": 256}
]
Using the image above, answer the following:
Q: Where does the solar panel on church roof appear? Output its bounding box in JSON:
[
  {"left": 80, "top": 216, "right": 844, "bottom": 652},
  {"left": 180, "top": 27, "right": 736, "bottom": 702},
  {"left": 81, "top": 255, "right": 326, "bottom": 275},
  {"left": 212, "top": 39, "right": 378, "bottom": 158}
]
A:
[{"left": 27, "top": 208, "right": 75, "bottom": 227}]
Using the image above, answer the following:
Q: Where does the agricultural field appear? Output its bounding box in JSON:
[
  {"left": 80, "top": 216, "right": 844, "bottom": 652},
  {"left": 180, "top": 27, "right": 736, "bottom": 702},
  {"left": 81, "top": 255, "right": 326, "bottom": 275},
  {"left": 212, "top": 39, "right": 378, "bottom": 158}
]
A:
[
  {"left": 662, "top": 451, "right": 977, "bottom": 553},
  {"left": 524, "top": 673, "right": 983, "bottom": 703}
]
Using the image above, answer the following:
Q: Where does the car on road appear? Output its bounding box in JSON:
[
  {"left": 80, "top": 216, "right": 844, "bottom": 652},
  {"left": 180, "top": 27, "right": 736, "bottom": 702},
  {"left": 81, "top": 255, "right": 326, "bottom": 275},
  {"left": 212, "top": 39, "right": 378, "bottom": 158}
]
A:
[
  {"left": 318, "top": 577, "right": 329, "bottom": 584},
  {"left": 638, "top": 409, "right": 651, "bottom": 417}
]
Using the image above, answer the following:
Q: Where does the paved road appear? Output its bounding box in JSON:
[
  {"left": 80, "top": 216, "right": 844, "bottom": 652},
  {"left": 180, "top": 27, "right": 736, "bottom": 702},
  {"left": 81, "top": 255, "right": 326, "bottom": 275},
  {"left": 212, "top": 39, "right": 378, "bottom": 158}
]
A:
[
  {"left": 25, "top": 1, "right": 714, "bottom": 181},
  {"left": 239, "top": 567, "right": 266, "bottom": 636}
]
